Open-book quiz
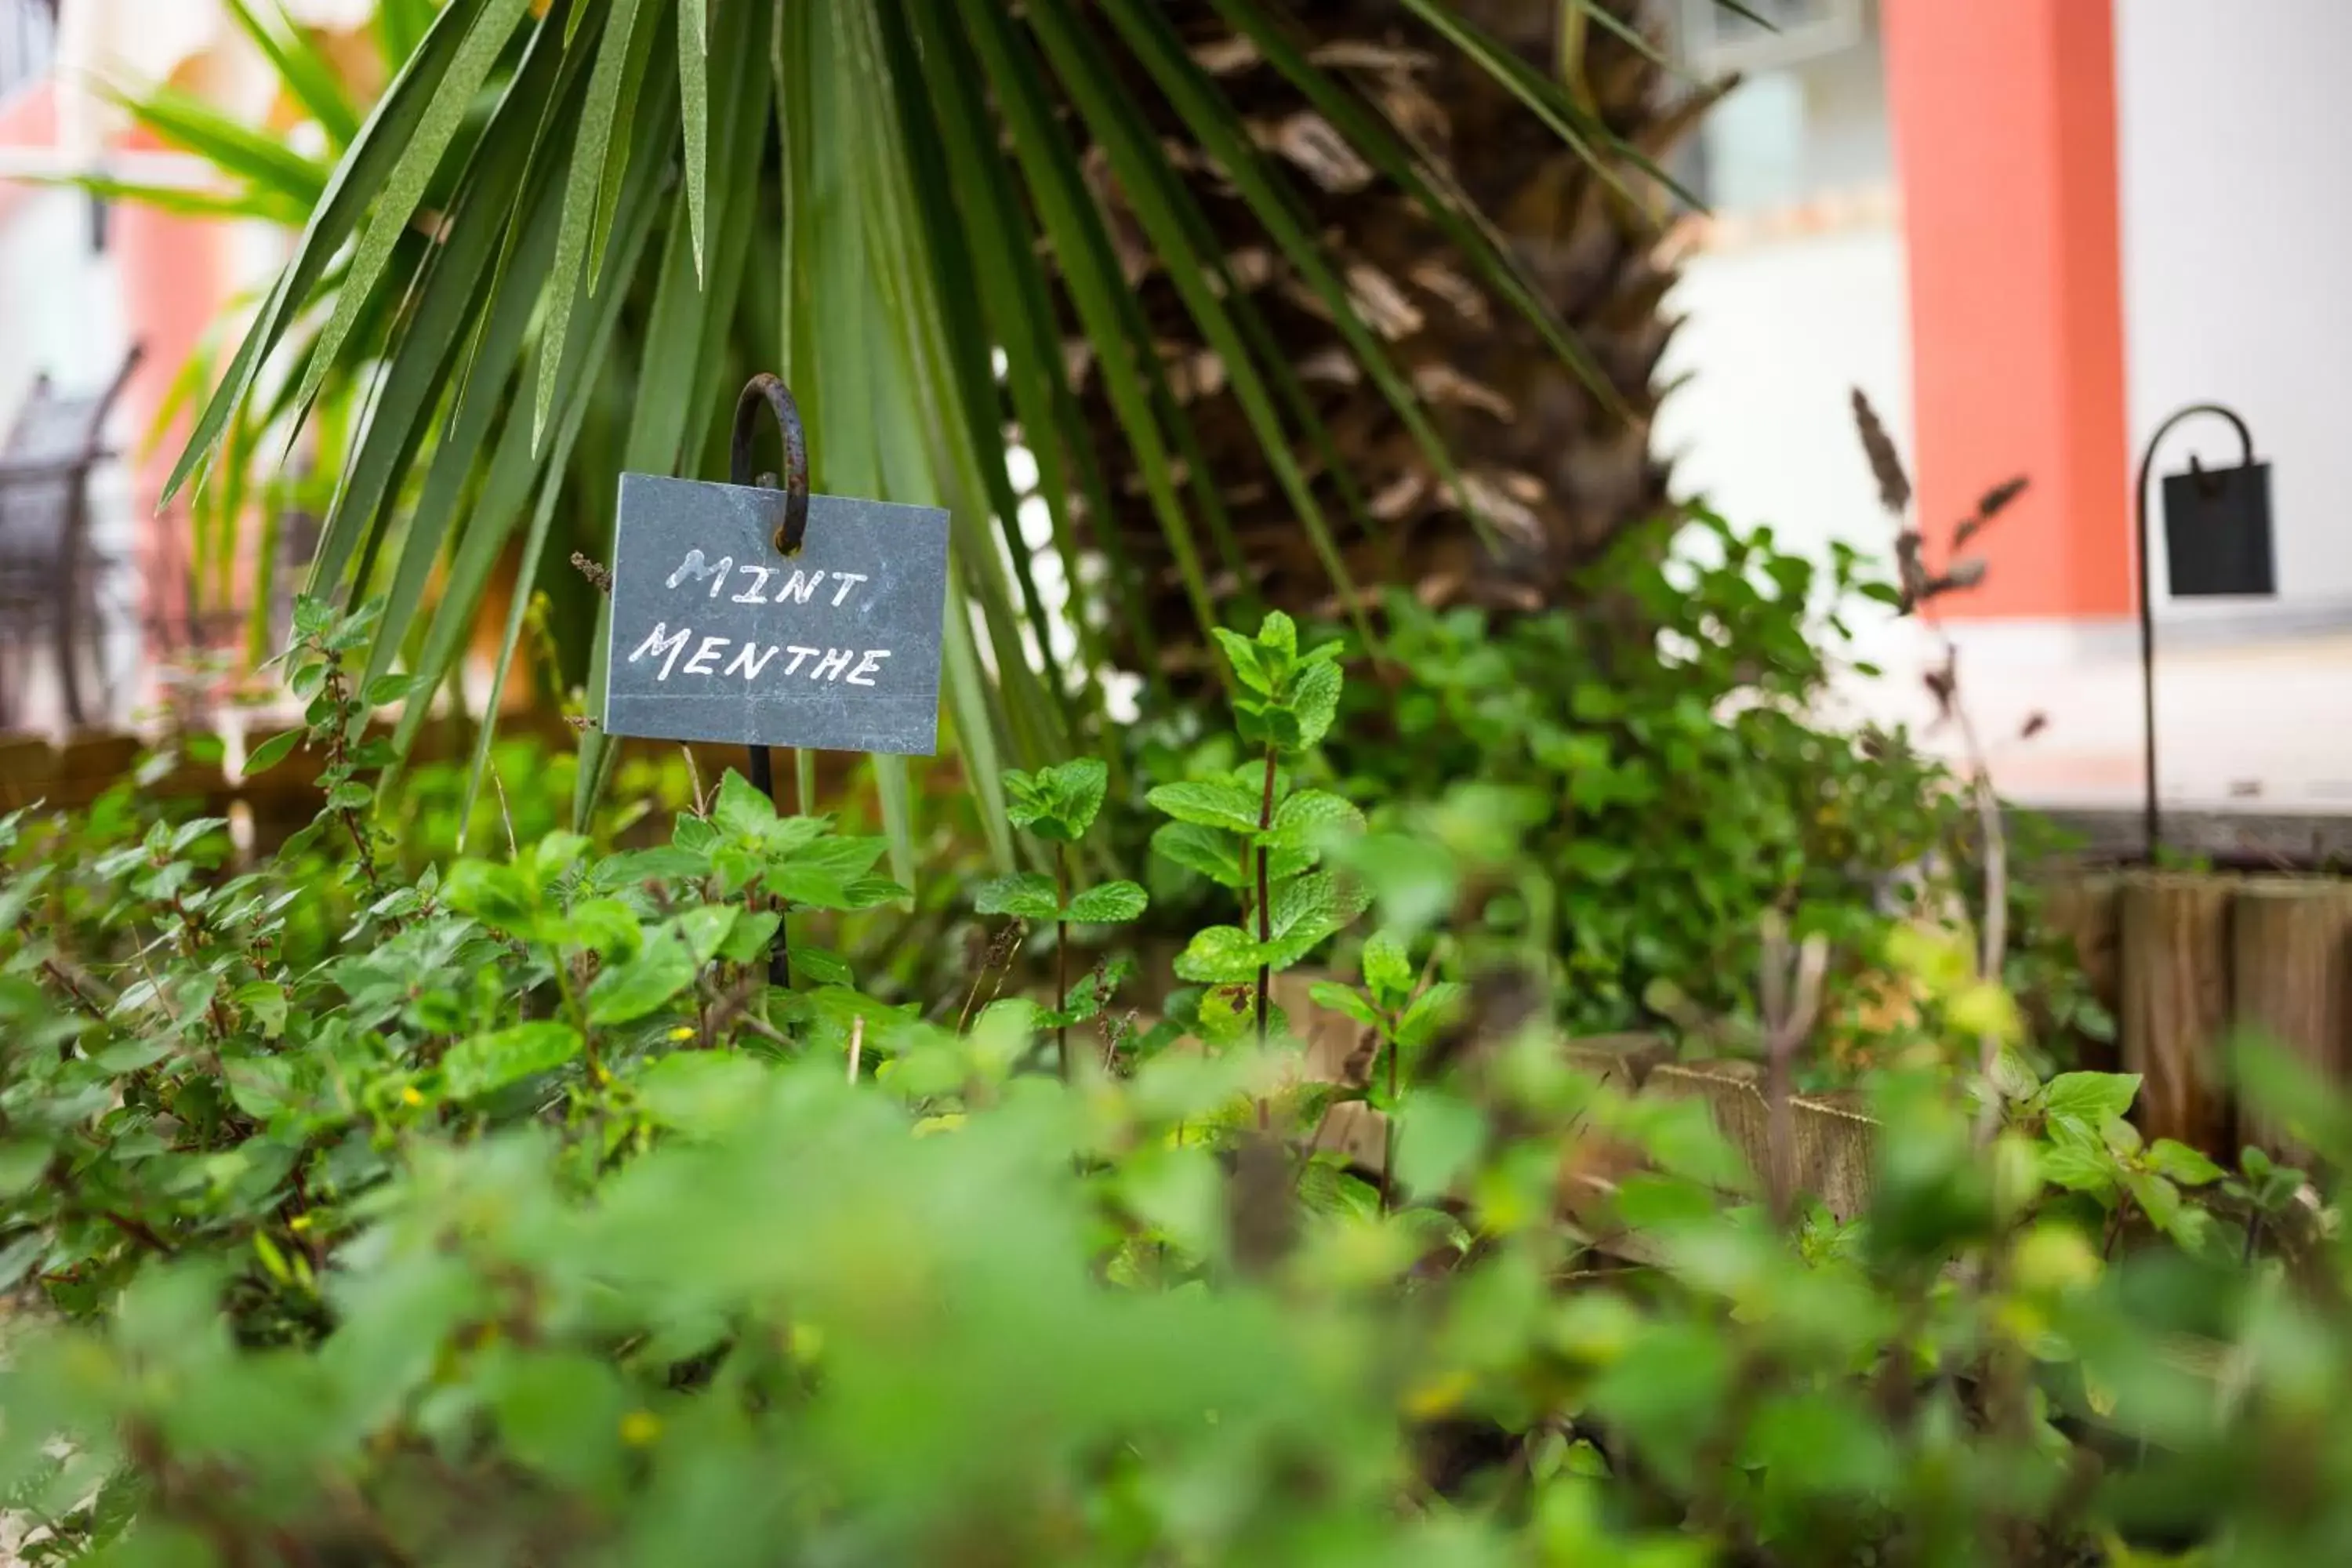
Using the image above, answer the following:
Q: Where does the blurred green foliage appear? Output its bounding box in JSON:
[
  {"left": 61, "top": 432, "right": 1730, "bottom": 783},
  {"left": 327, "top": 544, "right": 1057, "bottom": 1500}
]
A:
[
  {"left": 0, "top": 598, "right": 2332, "bottom": 1567},
  {"left": 1127, "top": 513, "right": 2112, "bottom": 1078}
]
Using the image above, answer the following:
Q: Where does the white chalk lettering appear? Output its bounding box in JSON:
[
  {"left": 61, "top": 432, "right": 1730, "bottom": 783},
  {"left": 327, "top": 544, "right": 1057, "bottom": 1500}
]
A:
[
  {"left": 778, "top": 568, "right": 826, "bottom": 605},
  {"left": 846, "top": 649, "right": 890, "bottom": 687},
  {"left": 724, "top": 642, "right": 782, "bottom": 681},
  {"left": 781, "top": 645, "right": 818, "bottom": 677},
  {"left": 729, "top": 564, "right": 773, "bottom": 604},
  {"left": 810, "top": 647, "right": 854, "bottom": 682},
  {"left": 828, "top": 572, "right": 869, "bottom": 608},
  {"left": 629, "top": 622, "right": 692, "bottom": 681},
  {"left": 685, "top": 635, "right": 729, "bottom": 676},
  {"left": 663, "top": 550, "right": 725, "bottom": 591}
]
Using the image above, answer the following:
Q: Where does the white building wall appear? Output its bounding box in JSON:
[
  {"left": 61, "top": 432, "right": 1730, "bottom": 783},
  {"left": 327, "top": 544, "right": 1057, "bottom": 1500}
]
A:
[
  {"left": 1654, "top": 222, "right": 1911, "bottom": 577},
  {"left": 2115, "top": 0, "right": 2352, "bottom": 614}
]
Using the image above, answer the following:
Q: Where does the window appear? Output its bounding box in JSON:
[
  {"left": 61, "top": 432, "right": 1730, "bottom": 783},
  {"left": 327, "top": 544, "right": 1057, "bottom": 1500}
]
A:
[
  {"left": 1, "top": 0, "right": 59, "bottom": 105},
  {"left": 1672, "top": 0, "right": 1891, "bottom": 217},
  {"left": 1681, "top": 0, "right": 1864, "bottom": 77}
]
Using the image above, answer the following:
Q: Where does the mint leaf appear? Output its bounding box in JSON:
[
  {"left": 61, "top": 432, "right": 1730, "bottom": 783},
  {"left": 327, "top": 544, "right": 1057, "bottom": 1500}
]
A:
[
  {"left": 1065, "top": 880, "right": 1148, "bottom": 925},
  {"left": 444, "top": 1022, "right": 584, "bottom": 1099},
  {"left": 975, "top": 873, "right": 1060, "bottom": 922},
  {"left": 1148, "top": 780, "right": 1265, "bottom": 834},
  {"left": 587, "top": 932, "right": 698, "bottom": 1025}
]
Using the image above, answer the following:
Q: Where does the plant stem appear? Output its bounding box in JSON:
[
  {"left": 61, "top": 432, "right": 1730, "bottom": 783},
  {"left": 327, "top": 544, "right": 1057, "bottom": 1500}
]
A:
[
  {"left": 1255, "top": 744, "right": 1276, "bottom": 1046},
  {"left": 1381, "top": 1020, "right": 1398, "bottom": 1215},
  {"left": 1055, "top": 844, "right": 1071, "bottom": 1080}
]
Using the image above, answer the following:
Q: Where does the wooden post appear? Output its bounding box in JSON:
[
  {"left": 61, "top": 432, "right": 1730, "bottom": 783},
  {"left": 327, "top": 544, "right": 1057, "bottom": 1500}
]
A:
[
  {"left": 2040, "top": 871, "right": 2122, "bottom": 1072},
  {"left": 2230, "top": 879, "right": 2352, "bottom": 1157},
  {"left": 2117, "top": 872, "right": 2235, "bottom": 1151}
]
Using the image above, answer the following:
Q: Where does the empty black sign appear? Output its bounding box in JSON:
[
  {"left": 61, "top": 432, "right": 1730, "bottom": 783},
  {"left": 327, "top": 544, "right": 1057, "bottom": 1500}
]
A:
[{"left": 602, "top": 474, "right": 951, "bottom": 756}]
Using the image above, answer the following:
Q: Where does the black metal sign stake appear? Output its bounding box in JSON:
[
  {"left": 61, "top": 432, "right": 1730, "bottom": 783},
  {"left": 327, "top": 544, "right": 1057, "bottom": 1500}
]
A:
[
  {"left": 2132, "top": 402, "right": 2274, "bottom": 860},
  {"left": 732, "top": 373, "right": 811, "bottom": 822},
  {"left": 734, "top": 374, "right": 809, "bottom": 988}
]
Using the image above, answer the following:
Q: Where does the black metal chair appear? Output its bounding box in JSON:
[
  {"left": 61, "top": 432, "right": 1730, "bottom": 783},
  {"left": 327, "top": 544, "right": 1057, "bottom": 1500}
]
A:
[{"left": 0, "top": 346, "right": 142, "bottom": 731}]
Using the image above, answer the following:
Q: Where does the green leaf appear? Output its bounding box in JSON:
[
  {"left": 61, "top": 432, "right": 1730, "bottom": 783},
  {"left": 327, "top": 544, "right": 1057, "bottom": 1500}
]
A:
[
  {"left": 1065, "top": 880, "right": 1148, "bottom": 926},
  {"left": 1271, "top": 871, "right": 1370, "bottom": 944},
  {"left": 678, "top": 0, "right": 710, "bottom": 274},
  {"left": 1396, "top": 982, "right": 1468, "bottom": 1051},
  {"left": 1004, "top": 757, "right": 1109, "bottom": 840},
  {"left": 223, "top": 0, "right": 364, "bottom": 147},
  {"left": 484, "top": 1349, "right": 631, "bottom": 1491},
  {"left": 372, "top": 149, "right": 570, "bottom": 728},
  {"left": 975, "top": 873, "right": 1059, "bottom": 923},
  {"left": 2147, "top": 1139, "right": 2224, "bottom": 1187},
  {"left": 169, "top": 816, "right": 229, "bottom": 854},
  {"left": 1308, "top": 982, "right": 1382, "bottom": 1032},
  {"left": 1151, "top": 822, "right": 1266, "bottom": 891},
  {"left": 316, "top": 27, "right": 568, "bottom": 601},
  {"left": 443, "top": 1022, "right": 584, "bottom": 1098},
  {"left": 0, "top": 1141, "right": 53, "bottom": 1199},
  {"left": 558, "top": 898, "right": 642, "bottom": 957},
  {"left": 1287, "top": 659, "right": 1343, "bottom": 750},
  {"left": 789, "top": 946, "right": 856, "bottom": 988},
  {"left": 1392, "top": 1091, "right": 1487, "bottom": 1200},
  {"left": 586, "top": 932, "right": 697, "bottom": 1025},
  {"left": 2042, "top": 1073, "right": 2142, "bottom": 1131},
  {"left": 292, "top": 0, "right": 537, "bottom": 430},
  {"left": 2038, "top": 1141, "right": 2118, "bottom": 1195},
  {"left": 710, "top": 771, "right": 779, "bottom": 839},
  {"left": 1213, "top": 627, "right": 1273, "bottom": 695},
  {"left": 2122, "top": 1169, "right": 2185, "bottom": 1234},
  {"left": 1361, "top": 931, "right": 1414, "bottom": 1007},
  {"left": 1148, "top": 780, "right": 1265, "bottom": 834},
  {"left": 232, "top": 982, "right": 289, "bottom": 1040},
  {"left": 534, "top": 0, "right": 650, "bottom": 445},
  {"left": 675, "top": 906, "right": 738, "bottom": 966},
  {"left": 1256, "top": 610, "right": 1298, "bottom": 658},
  {"left": 633, "top": 1051, "right": 768, "bottom": 1134},
  {"left": 716, "top": 909, "right": 782, "bottom": 966},
  {"left": 1261, "top": 789, "right": 1365, "bottom": 850},
  {"left": 103, "top": 82, "right": 328, "bottom": 209},
  {"left": 1173, "top": 926, "right": 1264, "bottom": 985},
  {"left": 947, "top": 0, "right": 1229, "bottom": 655}
]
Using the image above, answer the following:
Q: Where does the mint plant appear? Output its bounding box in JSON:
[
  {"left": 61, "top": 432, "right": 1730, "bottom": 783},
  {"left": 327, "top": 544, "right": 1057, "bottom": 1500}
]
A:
[
  {"left": 975, "top": 759, "right": 1146, "bottom": 1076},
  {"left": 1308, "top": 930, "right": 1464, "bottom": 1209},
  {"left": 246, "top": 597, "right": 418, "bottom": 912},
  {"left": 1150, "top": 612, "right": 1367, "bottom": 1045}
]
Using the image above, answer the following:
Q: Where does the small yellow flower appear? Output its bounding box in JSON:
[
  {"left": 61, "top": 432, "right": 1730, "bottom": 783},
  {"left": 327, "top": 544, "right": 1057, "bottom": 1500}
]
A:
[
  {"left": 1403, "top": 1370, "right": 1475, "bottom": 1421},
  {"left": 619, "top": 1410, "right": 662, "bottom": 1447},
  {"left": 401, "top": 1086, "right": 424, "bottom": 1107},
  {"left": 668, "top": 1025, "right": 696, "bottom": 1042}
]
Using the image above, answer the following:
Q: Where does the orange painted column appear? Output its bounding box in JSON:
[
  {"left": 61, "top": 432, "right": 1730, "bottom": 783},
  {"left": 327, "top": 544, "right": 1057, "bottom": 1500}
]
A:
[{"left": 1883, "top": 0, "right": 2132, "bottom": 620}]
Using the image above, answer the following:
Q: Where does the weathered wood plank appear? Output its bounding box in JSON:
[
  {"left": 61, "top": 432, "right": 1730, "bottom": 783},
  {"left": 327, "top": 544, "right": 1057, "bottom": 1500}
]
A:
[
  {"left": 2118, "top": 871, "right": 2236, "bottom": 1150},
  {"left": 2230, "top": 878, "right": 2352, "bottom": 1158}
]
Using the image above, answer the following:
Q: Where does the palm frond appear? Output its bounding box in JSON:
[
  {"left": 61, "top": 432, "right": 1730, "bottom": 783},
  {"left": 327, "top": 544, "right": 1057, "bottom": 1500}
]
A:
[{"left": 144, "top": 0, "right": 1720, "bottom": 845}]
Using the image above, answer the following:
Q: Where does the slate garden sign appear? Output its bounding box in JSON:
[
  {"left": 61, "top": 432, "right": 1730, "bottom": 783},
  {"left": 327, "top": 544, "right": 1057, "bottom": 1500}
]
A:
[{"left": 601, "top": 375, "right": 952, "bottom": 760}]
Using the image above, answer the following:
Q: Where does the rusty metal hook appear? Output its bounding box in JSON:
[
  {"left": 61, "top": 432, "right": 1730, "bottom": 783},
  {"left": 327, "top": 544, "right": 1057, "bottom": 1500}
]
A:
[{"left": 731, "top": 372, "right": 810, "bottom": 556}]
